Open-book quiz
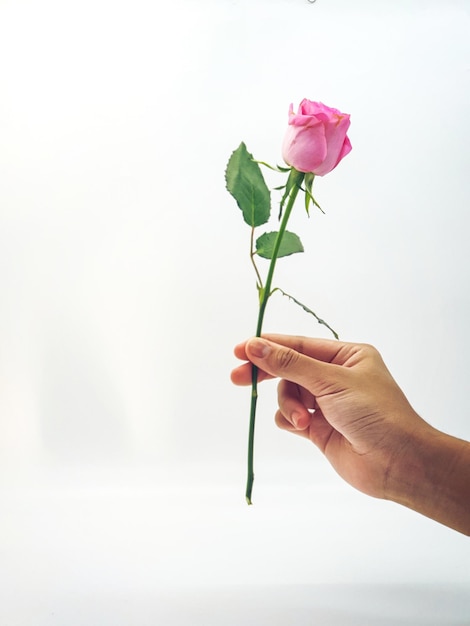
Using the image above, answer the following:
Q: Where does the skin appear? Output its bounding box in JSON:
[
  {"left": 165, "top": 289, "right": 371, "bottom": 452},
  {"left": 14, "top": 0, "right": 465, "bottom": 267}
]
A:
[{"left": 231, "top": 334, "right": 470, "bottom": 535}]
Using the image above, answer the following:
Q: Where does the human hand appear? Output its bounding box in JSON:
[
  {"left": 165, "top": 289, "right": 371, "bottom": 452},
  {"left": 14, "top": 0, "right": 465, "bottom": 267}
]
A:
[
  {"left": 231, "top": 334, "right": 427, "bottom": 500},
  {"left": 232, "top": 334, "right": 470, "bottom": 534}
]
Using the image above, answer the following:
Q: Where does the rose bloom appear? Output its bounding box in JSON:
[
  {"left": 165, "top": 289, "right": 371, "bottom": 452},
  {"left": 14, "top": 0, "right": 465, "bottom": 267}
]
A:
[{"left": 282, "top": 99, "right": 352, "bottom": 176}]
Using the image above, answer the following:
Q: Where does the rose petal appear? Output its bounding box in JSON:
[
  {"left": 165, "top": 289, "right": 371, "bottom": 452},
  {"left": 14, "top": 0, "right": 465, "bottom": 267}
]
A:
[{"left": 282, "top": 123, "right": 327, "bottom": 173}]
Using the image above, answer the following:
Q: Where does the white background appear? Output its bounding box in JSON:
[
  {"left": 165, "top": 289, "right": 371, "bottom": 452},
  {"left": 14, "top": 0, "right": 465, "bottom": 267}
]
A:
[{"left": 1, "top": 0, "right": 469, "bottom": 623}]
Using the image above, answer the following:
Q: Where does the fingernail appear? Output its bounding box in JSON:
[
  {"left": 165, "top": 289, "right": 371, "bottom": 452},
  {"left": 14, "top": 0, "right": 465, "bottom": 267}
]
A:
[
  {"left": 248, "top": 338, "right": 271, "bottom": 359},
  {"left": 292, "top": 411, "right": 302, "bottom": 428}
]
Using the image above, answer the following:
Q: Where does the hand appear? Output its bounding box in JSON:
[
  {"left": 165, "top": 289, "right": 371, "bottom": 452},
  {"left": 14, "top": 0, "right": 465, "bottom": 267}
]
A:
[
  {"left": 232, "top": 334, "right": 470, "bottom": 534},
  {"left": 232, "top": 334, "right": 425, "bottom": 499}
]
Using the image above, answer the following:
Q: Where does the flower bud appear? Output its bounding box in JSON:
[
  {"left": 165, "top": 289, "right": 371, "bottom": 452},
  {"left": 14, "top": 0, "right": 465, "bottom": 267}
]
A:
[{"left": 282, "top": 99, "right": 352, "bottom": 176}]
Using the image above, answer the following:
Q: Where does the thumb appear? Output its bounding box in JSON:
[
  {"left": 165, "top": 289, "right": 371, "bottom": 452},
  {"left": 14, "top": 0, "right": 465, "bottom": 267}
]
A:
[{"left": 245, "top": 337, "right": 341, "bottom": 396}]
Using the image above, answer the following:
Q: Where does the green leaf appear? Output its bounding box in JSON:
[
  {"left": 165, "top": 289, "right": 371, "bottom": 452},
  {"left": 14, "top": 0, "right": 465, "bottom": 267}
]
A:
[
  {"left": 255, "top": 230, "right": 304, "bottom": 259},
  {"left": 225, "top": 142, "right": 271, "bottom": 227}
]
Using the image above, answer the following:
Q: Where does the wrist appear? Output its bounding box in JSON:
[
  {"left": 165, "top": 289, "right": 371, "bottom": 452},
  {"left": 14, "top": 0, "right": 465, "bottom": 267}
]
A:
[{"left": 384, "top": 418, "right": 470, "bottom": 535}]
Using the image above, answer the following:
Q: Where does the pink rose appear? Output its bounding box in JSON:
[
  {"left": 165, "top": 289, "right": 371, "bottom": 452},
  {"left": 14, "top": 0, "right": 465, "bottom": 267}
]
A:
[{"left": 282, "top": 99, "right": 352, "bottom": 176}]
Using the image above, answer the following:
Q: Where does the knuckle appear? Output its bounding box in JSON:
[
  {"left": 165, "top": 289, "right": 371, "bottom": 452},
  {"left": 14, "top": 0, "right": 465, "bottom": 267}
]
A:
[
  {"left": 359, "top": 342, "right": 381, "bottom": 360},
  {"left": 274, "top": 410, "right": 284, "bottom": 428},
  {"left": 274, "top": 409, "right": 291, "bottom": 431},
  {"left": 275, "top": 347, "right": 300, "bottom": 372}
]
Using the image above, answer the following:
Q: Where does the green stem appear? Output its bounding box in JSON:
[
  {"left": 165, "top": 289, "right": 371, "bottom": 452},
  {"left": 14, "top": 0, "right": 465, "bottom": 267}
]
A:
[
  {"left": 250, "top": 226, "right": 263, "bottom": 290},
  {"left": 271, "top": 288, "right": 339, "bottom": 340},
  {"left": 246, "top": 169, "right": 304, "bottom": 504}
]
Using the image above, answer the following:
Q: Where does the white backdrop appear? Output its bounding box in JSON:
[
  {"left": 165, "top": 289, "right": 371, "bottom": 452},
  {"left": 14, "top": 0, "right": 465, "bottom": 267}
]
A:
[{"left": 1, "top": 0, "right": 469, "bottom": 623}]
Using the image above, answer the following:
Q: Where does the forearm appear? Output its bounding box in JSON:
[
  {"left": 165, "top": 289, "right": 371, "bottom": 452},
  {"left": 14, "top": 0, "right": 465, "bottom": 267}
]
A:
[{"left": 385, "top": 422, "right": 470, "bottom": 535}]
